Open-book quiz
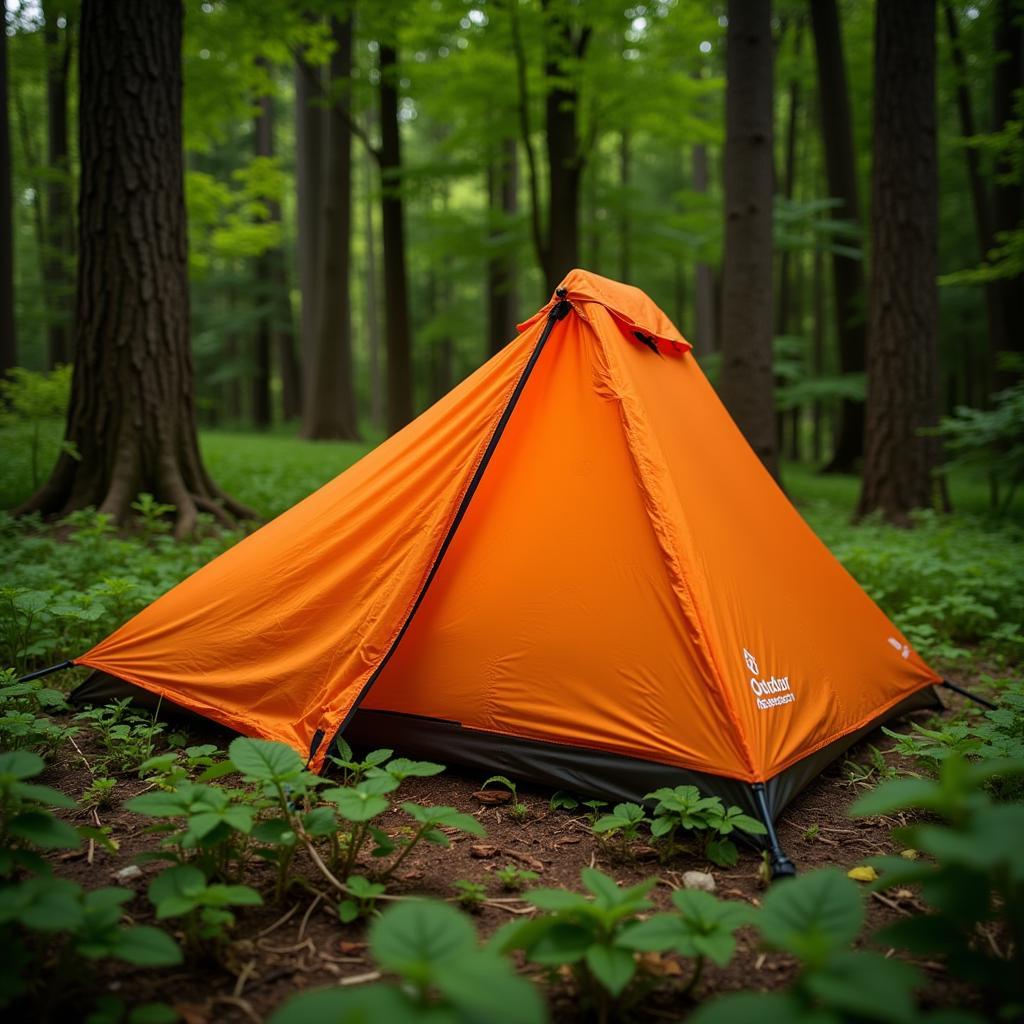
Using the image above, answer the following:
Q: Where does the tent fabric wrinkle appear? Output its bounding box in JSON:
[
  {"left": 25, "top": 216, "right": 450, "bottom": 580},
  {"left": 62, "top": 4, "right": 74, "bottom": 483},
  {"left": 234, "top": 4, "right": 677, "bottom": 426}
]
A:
[{"left": 74, "top": 267, "right": 940, "bottom": 812}]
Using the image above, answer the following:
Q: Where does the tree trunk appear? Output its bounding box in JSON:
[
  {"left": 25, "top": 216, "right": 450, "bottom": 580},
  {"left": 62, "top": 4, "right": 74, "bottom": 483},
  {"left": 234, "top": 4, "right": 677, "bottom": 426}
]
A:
[
  {"left": 378, "top": 41, "right": 412, "bottom": 433},
  {"left": 363, "top": 135, "right": 383, "bottom": 431},
  {"left": 719, "top": 0, "right": 777, "bottom": 480},
  {"left": 857, "top": 0, "right": 941, "bottom": 524},
  {"left": 303, "top": 16, "right": 359, "bottom": 440},
  {"left": 0, "top": 7, "right": 15, "bottom": 373},
  {"left": 619, "top": 128, "right": 631, "bottom": 282},
  {"left": 942, "top": 0, "right": 1001, "bottom": 397},
  {"left": 810, "top": 0, "right": 866, "bottom": 474},
  {"left": 543, "top": 2, "right": 588, "bottom": 292},
  {"left": 487, "top": 136, "right": 519, "bottom": 354},
  {"left": 295, "top": 21, "right": 323, "bottom": 386},
  {"left": 812, "top": 241, "right": 825, "bottom": 463},
  {"left": 252, "top": 92, "right": 273, "bottom": 431},
  {"left": 691, "top": 142, "right": 716, "bottom": 356},
  {"left": 43, "top": 3, "right": 74, "bottom": 367},
  {"left": 992, "top": 0, "right": 1023, "bottom": 375},
  {"left": 16, "top": 0, "right": 252, "bottom": 536}
]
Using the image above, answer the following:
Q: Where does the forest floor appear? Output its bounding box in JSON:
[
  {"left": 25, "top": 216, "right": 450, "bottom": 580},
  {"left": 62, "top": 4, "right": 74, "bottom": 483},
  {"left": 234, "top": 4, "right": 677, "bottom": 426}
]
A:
[{"left": 37, "top": 676, "right": 990, "bottom": 1024}]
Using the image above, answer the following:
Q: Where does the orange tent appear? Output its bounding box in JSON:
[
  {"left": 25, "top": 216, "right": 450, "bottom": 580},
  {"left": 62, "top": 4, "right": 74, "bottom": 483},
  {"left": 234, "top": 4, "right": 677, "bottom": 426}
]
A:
[{"left": 72, "top": 269, "right": 940, "bottom": 872}]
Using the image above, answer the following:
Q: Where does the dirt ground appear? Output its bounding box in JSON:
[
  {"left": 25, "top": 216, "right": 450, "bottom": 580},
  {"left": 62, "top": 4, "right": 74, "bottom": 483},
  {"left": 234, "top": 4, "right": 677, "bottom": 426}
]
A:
[{"left": 36, "top": 683, "right": 987, "bottom": 1023}]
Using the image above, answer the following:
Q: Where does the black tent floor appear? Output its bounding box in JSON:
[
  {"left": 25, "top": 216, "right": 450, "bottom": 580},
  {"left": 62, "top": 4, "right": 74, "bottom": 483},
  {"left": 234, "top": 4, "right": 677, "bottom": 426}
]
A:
[{"left": 70, "top": 670, "right": 940, "bottom": 829}]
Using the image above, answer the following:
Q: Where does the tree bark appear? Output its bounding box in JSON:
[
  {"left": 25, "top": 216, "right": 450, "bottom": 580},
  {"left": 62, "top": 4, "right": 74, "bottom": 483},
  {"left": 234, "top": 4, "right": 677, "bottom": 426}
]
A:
[
  {"left": 295, "top": 20, "right": 323, "bottom": 387},
  {"left": 992, "top": 0, "right": 1023, "bottom": 374},
  {"left": 719, "top": 0, "right": 777, "bottom": 480},
  {"left": 363, "top": 135, "right": 383, "bottom": 431},
  {"left": 857, "top": 0, "right": 941, "bottom": 524},
  {"left": 942, "top": 0, "right": 1000, "bottom": 398},
  {"left": 43, "top": 3, "right": 74, "bottom": 367},
  {"left": 378, "top": 41, "right": 412, "bottom": 432},
  {"left": 16, "top": 0, "right": 252, "bottom": 536},
  {"left": 0, "top": 7, "right": 15, "bottom": 373},
  {"left": 691, "top": 142, "right": 716, "bottom": 356},
  {"left": 619, "top": 128, "right": 631, "bottom": 282},
  {"left": 810, "top": 0, "right": 866, "bottom": 473},
  {"left": 252, "top": 93, "right": 273, "bottom": 431},
  {"left": 302, "top": 16, "right": 359, "bottom": 440},
  {"left": 487, "top": 136, "right": 519, "bottom": 354}
]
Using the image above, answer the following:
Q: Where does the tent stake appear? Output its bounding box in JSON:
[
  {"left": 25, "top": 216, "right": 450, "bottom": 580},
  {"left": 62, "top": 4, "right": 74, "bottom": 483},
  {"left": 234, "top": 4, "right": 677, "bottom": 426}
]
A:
[
  {"left": 941, "top": 678, "right": 996, "bottom": 710},
  {"left": 751, "top": 782, "right": 796, "bottom": 880},
  {"left": 16, "top": 660, "right": 74, "bottom": 684}
]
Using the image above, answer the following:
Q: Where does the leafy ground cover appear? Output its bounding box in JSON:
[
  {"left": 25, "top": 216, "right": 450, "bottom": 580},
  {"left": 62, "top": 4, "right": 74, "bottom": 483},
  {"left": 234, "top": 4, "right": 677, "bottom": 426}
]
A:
[{"left": 1, "top": 424, "right": 1022, "bottom": 1022}]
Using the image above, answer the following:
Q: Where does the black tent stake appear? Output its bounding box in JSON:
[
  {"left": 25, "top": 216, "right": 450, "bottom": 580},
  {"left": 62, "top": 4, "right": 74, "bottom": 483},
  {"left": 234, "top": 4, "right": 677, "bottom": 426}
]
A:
[
  {"left": 16, "top": 660, "right": 75, "bottom": 684},
  {"left": 751, "top": 782, "right": 797, "bottom": 880}
]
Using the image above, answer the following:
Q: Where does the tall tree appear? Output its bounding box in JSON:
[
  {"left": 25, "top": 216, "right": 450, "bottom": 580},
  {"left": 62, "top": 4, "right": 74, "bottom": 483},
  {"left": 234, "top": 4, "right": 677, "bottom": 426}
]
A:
[
  {"left": 486, "top": 136, "right": 519, "bottom": 353},
  {"left": 510, "top": 0, "right": 591, "bottom": 293},
  {"left": 858, "top": 0, "right": 940, "bottom": 523},
  {"left": 991, "top": 0, "right": 1023, "bottom": 371},
  {"left": 16, "top": 0, "right": 251, "bottom": 536},
  {"left": 809, "top": 0, "right": 866, "bottom": 473},
  {"left": 43, "top": 3, "right": 74, "bottom": 367},
  {"left": 691, "top": 141, "right": 716, "bottom": 356},
  {"left": 303, "top": 15, "right": 359, "bottom": 439},
  {"left": 378, "top": 39, "right": 413, "bottom": 432},
  {"left": 719, "top": 0, "right": 777, "bottom": 479},
  {"left": 363, "top": 138, "right": 383, "bottom": 430},
  {"left": 0, "top": 4, "right": 14, "bottom": 374},
  {"left": 295, "top": 21, "right": 323, "bottom": 384},
  {"left": 251, "top": 92, "right": 273, "bottom": 430}
]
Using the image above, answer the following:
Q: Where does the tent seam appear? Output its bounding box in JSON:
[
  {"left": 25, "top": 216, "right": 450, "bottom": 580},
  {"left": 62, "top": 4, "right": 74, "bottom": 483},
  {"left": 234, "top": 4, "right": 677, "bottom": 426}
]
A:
[{"left": 586, "top": 311, "right": 759, "bottom": 780}]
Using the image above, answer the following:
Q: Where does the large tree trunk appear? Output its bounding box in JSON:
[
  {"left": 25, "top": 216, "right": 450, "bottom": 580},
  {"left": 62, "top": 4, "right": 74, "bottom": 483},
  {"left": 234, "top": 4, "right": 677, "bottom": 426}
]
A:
[
  {"left": 619, "top": 129, "right": 631, "bottom": 282},
  {"left": 0, "top": 7, "right": 15, "bottom": 374},
  {"left": 251, "top": 91, "right": 273, "bottom": 432},
  {"left": 16, "top": 0, "right": 252, "bottom": 536},
  {"left": 719, "top": 0, "right": 777, "bottom": 480},
  {"left": 942, "top": 0, "right": 1000, "bottom": 400},
  {"left": 857, "top": 0, "right": 941, "bottom": 524},
  {"left": 487, "top": 136, "right": 519, "bottom": 354},
  {"left": 303, "top": 16, "right": 359, "bottom": 440},
  {"left": 378, "top": 41, "right": 412, "bottom": 433},
  {"left": 542, "top": 2, "right": 588, "bottom": 292},
  {"left": 691, "top": 142, "right": 716, "bottom": 356},
  {"left": 992, "top": 0, "right": 1023, "bottom": 376},
  {"left": 363, "top": 138, "right": 383, "bottom": 431},
  {"left": 43, "top": 2, "right": 74, "bottom": 367},
  {"left": 810, "top": 0, "right": 866, "bottom": 474},
  {"left": 295, "top": 21, "right": 323, "bottom": 389}
]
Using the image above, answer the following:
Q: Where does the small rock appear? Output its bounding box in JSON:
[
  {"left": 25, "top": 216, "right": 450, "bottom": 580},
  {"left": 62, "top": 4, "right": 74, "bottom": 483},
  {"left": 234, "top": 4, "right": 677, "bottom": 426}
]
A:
[
  {"left": 112, "top": 865, "right": 143, "bottom": 882},
  {"left": 470, "top": 843, "right": 500, "bottom": 859},
  {"left": 682, "top": 870, "right": 716, "bottom": 892},
  {"left": 473, "top": 789, "right": 512, "bottom": 805}
]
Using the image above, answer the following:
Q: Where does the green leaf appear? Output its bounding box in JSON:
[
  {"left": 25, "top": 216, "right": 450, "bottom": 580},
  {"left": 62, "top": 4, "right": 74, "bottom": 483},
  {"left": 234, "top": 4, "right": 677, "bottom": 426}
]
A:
[
  {"left": 585, "top": 942, "right": 636, "bottom": 996},
  {"left": 11, "top": 782, "right": 78, "bottom": 808},
  {"left": 267, "top": 984, "right": 415, "bottom": 1024},
  {"left": 433, "top": 950, "right": 546, "bottom": 1024},
  {"left": 369, "top": 900, "right": 477, "bottom": 982},
  {"left": 129, "top": 1004, "right": 181, "bottom": 1024},
  {"left": 804, "top": 950, "right": 920, "bottom": 1024},
  {"left": 758, "top": 869, "right": 863, "bottom": 964},
  {"left": 228, "top": 737, "right": 305, "bottom": 784},
  {"left": 148, "top": 865, "right": 207, "bottom": 918},
  {"left": 9, "top": 810, "right": 81, "bottom": 849},
  {"left": 330, "top": 786, "right": 390, "bottom": 823},
  {"left": 0, "top": 749, "right": 45, "bottom": 781},
  {"left": 111, "top": 925, "right": 184, "bottom": 967},
  {"left": 705, "top": 837, "right": 739, "bottom": 867},
  {"left": 690, "top": 991, "right": 837, "bottom": 1024}
]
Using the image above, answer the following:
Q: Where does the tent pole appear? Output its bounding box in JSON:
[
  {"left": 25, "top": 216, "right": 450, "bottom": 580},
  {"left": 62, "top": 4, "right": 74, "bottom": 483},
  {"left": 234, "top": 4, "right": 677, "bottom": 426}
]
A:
[
  {"left": 751, "top": 782, "right": 796, "bottom": 880},
  {"left": 941, "top": 678, "right": 996, "bottom": 710},
  {"left": 16, "top": 660, "right": 75, "bottom": 684}
]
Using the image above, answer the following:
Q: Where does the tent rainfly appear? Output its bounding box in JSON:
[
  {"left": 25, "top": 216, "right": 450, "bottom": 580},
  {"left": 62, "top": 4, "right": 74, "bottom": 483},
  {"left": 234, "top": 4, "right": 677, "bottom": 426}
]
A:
[{"left": 40, "top": 269, "right": 946, "bottom": 875}]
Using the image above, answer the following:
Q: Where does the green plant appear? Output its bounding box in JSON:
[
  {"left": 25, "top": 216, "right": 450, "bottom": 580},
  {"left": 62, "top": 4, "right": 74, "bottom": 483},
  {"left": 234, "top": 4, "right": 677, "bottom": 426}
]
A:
[
  {"left": 85, "top": 996, "right": 180, "bottom": 1024},
  {"left": 138, "top": 743, "right": 228, "bottom": 790},
  {"left": 481, "top": 774, "right": 529, "bottom": 820},
  {"left": 802, "top": 823, "right": 820, "bottom": 841},
  {"left": 495, "top": 864, "right": 539, "bottom": 892},
  {"left": 690, "top": 870, "right": 931, "bottom": 1024},
  {"left": 0, "top": 669, "right": 73, "bottom": 754},
  {"left": 327, "top": 736, "right": 393, "bottom": 785},
  {"left": 147, "top": 864, "right": 261, "bottom": 953},
  {"left": 82, "top": 777, "right": 118, "bottom": 811},
  {"left": 592, "top": 801, "right": 649, "bottom": 855},
  {"left": 645, "top": 785, "right": 767, "bottom": 867},
  {"left": 0, "top": 365, "right": 73, "bottom": 491},
  {"left": 454, "top": 878, "right": 487, "bottom": 910},
  {"left": 581, "top": 798, "right": 608, "bottom": 824},
  {"left": 852, "top": 754, "right": 1024, "bottom": 1021},
  {"left": 74, "top": 700, "right": 167, "bottom": 773},
  {"left": 493, "top": 867, "right": 657, "bottom": 1009},
  {"left": 269, "top": 899, "right": 546, "bottom": 1024},
  {"left": 130, "top": 493, "right": 176, "bottom": 539},
  {"left": 549, "top": 790, "right": 579, "bottom": 811},
  {"left": 337, "top": 874, "right": 386, "bottom": 923},
  {"left": 842, "top": 743, "right": 899, "bottom": 786}
]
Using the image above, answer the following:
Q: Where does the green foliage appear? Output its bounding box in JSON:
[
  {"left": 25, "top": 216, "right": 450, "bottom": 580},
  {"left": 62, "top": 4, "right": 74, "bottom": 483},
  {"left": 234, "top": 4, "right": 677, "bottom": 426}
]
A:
[
  {"left": 0, "top": 668, "right": 72, "bottom": 755},
  {"left": 74, "top": 700, "right": 166, "bottom": 774},
  {"left": 328, "top": 737, "right": 394, "bottom": 785},
  {"left": 852, "top": 755, "right": 1024, "bottom": 1020},
  {"left": 453, "top": 878, "right": 487, "bottom": 910},
  {"left": 269, "top": 900, "right": 547, "bottom": 1024},
  {"left": 337, "top": 874, "right": 386, "bottom": 924},
  {"left": 482, "top": 773, "right": 529, "bottom": 819},
  {"left": 0, "top": 367, "right": 74, "bottom": 492},
  {"left": 495, "top": 864, "right": 539, "bottom": 892}
]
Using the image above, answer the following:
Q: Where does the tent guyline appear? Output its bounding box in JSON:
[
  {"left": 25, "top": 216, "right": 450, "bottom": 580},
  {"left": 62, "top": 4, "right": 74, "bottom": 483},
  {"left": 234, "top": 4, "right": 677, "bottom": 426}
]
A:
[{"left": 16, "top": 270, "right": 970, "bottom": 881}]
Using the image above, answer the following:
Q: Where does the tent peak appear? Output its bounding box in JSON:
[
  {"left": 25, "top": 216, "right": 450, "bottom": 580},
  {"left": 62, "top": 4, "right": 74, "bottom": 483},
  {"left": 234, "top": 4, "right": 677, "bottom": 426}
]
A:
[{"left": 519, "top": 269, "right": 691, "bottom": 355}]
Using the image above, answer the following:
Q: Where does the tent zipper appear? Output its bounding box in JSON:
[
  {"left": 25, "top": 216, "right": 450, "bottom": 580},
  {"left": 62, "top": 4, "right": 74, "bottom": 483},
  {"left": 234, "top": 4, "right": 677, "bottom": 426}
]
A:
[{"left": 315, "top": 291, "right": 573, "bottom": 763}]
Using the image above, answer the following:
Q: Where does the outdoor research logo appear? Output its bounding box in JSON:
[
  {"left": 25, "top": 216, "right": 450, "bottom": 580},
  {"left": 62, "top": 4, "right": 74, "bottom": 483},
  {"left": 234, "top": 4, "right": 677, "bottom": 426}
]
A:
[
  {"left": 743, "top": 648, "right": 796, "bottom": 711},
  {"left": 887, "top": 637, "right": 911, "bottom": 660}
]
